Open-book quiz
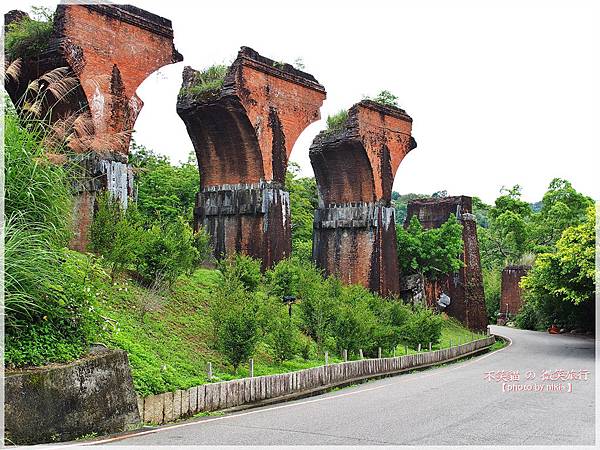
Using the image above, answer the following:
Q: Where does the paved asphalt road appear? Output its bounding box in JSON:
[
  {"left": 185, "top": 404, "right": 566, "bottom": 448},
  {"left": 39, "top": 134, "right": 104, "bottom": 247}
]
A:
[{"left": 99, "top": 326, "right": 594, "bottom": 446}]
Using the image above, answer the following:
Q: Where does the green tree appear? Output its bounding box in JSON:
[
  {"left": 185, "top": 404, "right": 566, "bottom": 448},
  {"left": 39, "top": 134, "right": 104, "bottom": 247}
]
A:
[
  {"left": 130, "top": 142, "right": 199, "bottom": 224},
  {"left": 210, "top": 280, "right": 260, "bottom": 371},
  {"left": 479, "top": 185, "right": 533, "bottom": 269},
  {"left": 396, "top": 215, "right": 464, "bottom": 279},
  {"left": 489, "top": 185, "right": 532, "bottom": 220},
  {"left": 478, "top": 210, "right": 530, "bottom": 269},
  {"left": 135, "top": 217, "right": 200, "bottom": 287},
  {"left": 530, "top": 178, "right": 593, "bottom": 252},
  {"left": 369, "top": 90, "right": 399, "bottom": 107},
  {"left": 518, "top": 207, "right": 595, "bottom": 331}
]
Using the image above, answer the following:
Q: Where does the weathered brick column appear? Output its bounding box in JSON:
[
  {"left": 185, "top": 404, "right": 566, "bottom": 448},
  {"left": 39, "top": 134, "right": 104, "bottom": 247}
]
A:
[
  {"left": 310, "top": 100, "right": 416, "bottom": 296},
  {"left": 5, "top": 4, "right": 183, "bottom": 250},
  {"left": 405, "top": 196, "right": 488, "bottom": 330},
  {"left": 501, "top": 265, "right": 531, "bottom": 317},
  {"left": 177, "top": 47, "right": 326, "bottom": 269}
]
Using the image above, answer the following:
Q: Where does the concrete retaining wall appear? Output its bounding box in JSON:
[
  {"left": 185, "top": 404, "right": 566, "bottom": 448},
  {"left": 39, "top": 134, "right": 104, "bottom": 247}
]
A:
[
  {"left": 139, "top": 336, "right": 495, "bottom": 424},
  {"left": 5, "top": 349, "right": 140, "bottom": 444}
]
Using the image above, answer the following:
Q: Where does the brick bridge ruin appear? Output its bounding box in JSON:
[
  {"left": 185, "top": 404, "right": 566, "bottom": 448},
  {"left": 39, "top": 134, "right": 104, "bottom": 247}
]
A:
[
  {"left": 310, "top": 100, "right": 417, "bottom": 296},
  {"left": 177, "top": 47, "right": 326, "bottom": 269},
  {"left": 6, "top": 3, "right": 490, "bottom": 316},
  {"left": 500, "top": 265, "right": 531, "bottom": 320},
  {"left": 4, "top": 3, "right": 182, "bottom": 251},
  {"left": 405, "top": 196, "right": 488, "bottom": 330}
]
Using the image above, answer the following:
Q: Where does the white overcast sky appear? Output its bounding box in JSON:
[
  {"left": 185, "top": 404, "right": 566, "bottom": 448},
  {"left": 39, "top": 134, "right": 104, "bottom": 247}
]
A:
[{"left": 4, "top": 0, "right": 599, "bottom": 203}]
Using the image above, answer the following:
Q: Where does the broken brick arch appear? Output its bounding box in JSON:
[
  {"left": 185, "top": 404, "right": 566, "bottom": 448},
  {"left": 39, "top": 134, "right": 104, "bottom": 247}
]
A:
[
  {"left": 310, "top": 139, "right": 377, "bottom": 205},
  {"left": 4, "top": 3, "right": 183, "bottom": 251},
  {"left": 177, "top": 70, "right": 265, "bottom": 188},
  {"left": 177, "top": 47, "right": 326, "bottom": 269},
  {"left": 310, "top": 100, "right": 417, "bottom": 296}
]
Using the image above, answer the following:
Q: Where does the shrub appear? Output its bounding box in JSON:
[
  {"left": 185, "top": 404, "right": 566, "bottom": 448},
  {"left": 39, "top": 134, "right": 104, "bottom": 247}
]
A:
[
  {"left": 298, "top": 333, "right": 318, "bottom": 360},
  {"left": 5, "top": 7, "right": 54, "bottom": 60},
  {"left": 218, "top": 254, "right": 262, "bottom": 292},
  {"left": 192, "top": 227, "right": 213, "bottom": 266},
  {"left": 297, "top": 272, "right": 337, "bottom": 347},
  {"left": 369, "top": 90, "right": 399, "bottom": 107},
  {"left": 514, "top": 299, "right": 545, "bottom": 331},
  {"left": 330, "top": 299, "right": 377, "bottom": 356},
  {"left": 182, "top": 64, "right": 228, "bottom": 100},
  {"left": 90, "top": 193, "right": 141, "bottom": 281},
  {"left": 270, "top": 315, "right": 300, "bottom": 363},
  {"left": 265, "top": 257, "right": 305, "bottom": 298},
  {"left": 5, "top": 249, "right": 106, "bottom": 367},
  {"left": 483, "top": 268, "right": 501, "bottom": 322},
  {"left": 401, "top": 305, "right": 443, "bottom": 349},
  {"left": 325, "top": 109, "right": 348, "bottom": 132},
  {"left": 210, "top": 278, "right": 260, "bottom": 371},
  {"left": 135, "top": 218, "right": 199, "bottom": 287},
  {"left": 4, "top": 103, "right": 106, "bottom": 367}
]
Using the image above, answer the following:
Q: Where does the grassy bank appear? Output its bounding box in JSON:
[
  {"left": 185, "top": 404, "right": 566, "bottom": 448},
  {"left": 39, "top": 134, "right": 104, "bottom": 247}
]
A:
[{"left": 93, "top": 264, "right": 487, "bottom": 396}]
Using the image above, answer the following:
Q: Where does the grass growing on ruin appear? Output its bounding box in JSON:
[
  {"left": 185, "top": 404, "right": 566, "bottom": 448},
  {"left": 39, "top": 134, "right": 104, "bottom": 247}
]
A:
[
  {"left": 325, "top": 109, "right": 348, "bottom": 132},
  {"left": 5, "top": 7, "right": 54, "bottom": 60},
  {"left": 182, "top": 64, "right": 228, "bottom": 100}
]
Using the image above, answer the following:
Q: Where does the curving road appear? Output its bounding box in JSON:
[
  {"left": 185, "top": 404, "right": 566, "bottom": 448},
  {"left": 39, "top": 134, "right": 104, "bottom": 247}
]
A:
[{"left": 95, "top": 326, "right": 594, "bottom": 446}]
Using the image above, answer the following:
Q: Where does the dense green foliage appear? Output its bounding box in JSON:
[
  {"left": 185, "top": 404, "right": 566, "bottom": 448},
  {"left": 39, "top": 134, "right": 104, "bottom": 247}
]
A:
[
  {"left": 482, "top": 268, "right": 501, "bottom": 322},
  {"left": 286, "top": 163, "right": 318, "bottom": 260},
  {"left": 516, "top": 207, "right": 595, "bottom": 331},
  {"left": 129, "top": 143, "right": 199, "bottom": 224},
  {"left": 476, "top": 180, "right": 594, "bottom": 329},
  {"left": 5, "top": 7, "right": 54, "bottom": 60},
  {"left": 90, "top": 192, "right": 210, "bottom": 287},
  {"left": 396, "top": 215, "right": 464, "bottom": 279},
  {"left": 4, "top": 106, "right": 104, "bottom": 367},
  {"left": 4, "top": 106, "right": 72, "bottom": 246}
]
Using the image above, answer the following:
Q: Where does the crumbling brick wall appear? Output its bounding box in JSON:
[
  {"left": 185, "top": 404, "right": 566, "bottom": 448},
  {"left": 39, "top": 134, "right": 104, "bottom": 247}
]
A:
[
  {"left": 501, "top": 265, "right": 530, "bottom": 317},
  {"left": 5, "top": 4, "right": 182, "bottom": 251},
  {"left": 177, "top": 47, "right": 326, "bottom": 269},
  {"left": 310, "top": 100, "right": 416, "bottom": 296},
  {"left": 405, "top": 196, "right": 488, "bottom": 330}
]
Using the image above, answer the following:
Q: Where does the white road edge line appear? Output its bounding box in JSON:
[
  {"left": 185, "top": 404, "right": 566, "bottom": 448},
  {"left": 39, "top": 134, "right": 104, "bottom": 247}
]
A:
[{"left": 48, "top": 333, "right": 512, "bottom": 448}]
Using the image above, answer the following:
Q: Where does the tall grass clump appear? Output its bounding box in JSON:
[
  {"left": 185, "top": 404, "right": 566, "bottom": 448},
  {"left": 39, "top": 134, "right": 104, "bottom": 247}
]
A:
[
  {"left": 325, "top": 109, "right": 348, "bottom": 132},
  {"left": 4, "top": 103, "right": 73, "bottom": 246},
  {"left": 182, "top": 64, "right": 228, "bottom": 100},
  {"left": 4, "top": 102, "right": 104, "bottom": 367}
]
